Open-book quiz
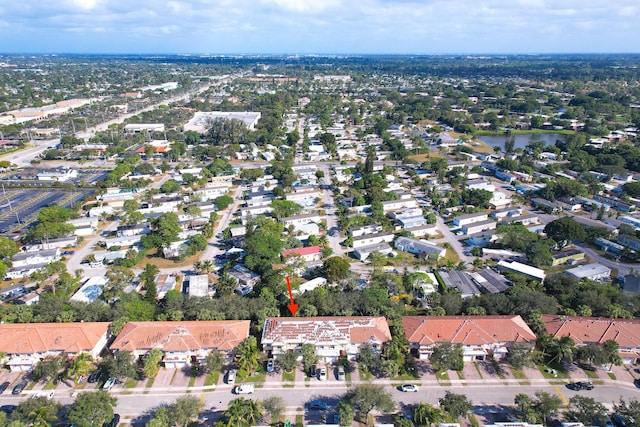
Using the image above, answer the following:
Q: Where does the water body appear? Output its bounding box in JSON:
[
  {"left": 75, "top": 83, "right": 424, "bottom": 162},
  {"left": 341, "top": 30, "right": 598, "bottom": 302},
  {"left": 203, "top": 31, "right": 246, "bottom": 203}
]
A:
[{"left": 478, "top": 133, "right": 566, "bottom": 151}]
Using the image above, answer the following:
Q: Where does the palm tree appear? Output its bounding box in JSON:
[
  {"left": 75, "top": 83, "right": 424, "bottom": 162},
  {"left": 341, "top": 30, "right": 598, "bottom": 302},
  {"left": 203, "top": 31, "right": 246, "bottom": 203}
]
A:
[
  {"left": 236, "top": 336, "right": 260, "bottom": 376},
  {"left": 225, "top": 398, "right": 264, "bottom": 427},
  {"left": 193, "top": 261, "right": 203, "bottom": 274},
  {"left": 201, "top": 260, "right": 214, "bottom": 274},
  {"left": 413, "top": 402, "right": 443, "bottom": 427},
  {"left": 602, "top": 340, "right": 622, "bottom": 370},
  {"left": 549, "top": 336, "right": 576, "bottom": 365},
  {"left": 67, "top": 352, "right": 94, "bottom": 383}
]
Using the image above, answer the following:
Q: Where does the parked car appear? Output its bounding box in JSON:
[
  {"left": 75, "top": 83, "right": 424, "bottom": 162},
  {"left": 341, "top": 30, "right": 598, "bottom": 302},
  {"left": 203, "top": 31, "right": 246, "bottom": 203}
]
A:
[
  {"left": 87, "top": 370, "right": 102, "bottom": 383},
  {"left": 569, "top": 381, "right": 594, "bottom": 391},
  {"left": 318, "top": 367, "right": 327, "bottom": 381},
  {"left": 337, "top": 365, "right": 345, "bottom": 381},
  {"left": 233, "top": 384, "right": 254, "bottom": 394},
  {"left": 0, "top": 405, "right": 17, "bottom": 414},
  {"left": 612, "top": 414, "right": 628, "bottom": 427},
  {"left": 400, "top": 384, "right": 420, "bottom": 392},
  {"left": 309, "top": 365, "right": 317, "bottom": 377},
  {"left": 266, "top": 358, "right": 275, "bottom": 373},
  {"left": 102, "top": 377, "right": 116, "bottom": 390},
  {"left": 0, "top": 382, "right": 9, "bottom": 394},
  {"left": 11, "top": 381, "right": 27, "bottom": 395},
  {"left": 227, "top": 369, "right": 237, "bottom": 384},
  {"left": 309, "top": 400, "right": 328, "bottom": 410},
  {"left": 105, "top": 413, "right": 120, "bottom": 427}
]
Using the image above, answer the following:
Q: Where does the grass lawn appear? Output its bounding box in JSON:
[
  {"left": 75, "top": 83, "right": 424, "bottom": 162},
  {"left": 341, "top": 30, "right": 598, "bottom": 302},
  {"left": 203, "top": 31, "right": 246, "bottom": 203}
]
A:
[
  {"left": 583, "top": 369, "right": 599, "bottom": 379},
  {"left": 283, "top": 371, "right": 296, "bottom": 382},
  {"left": 359, "top": 366, "right": 372, "bottom": 380},
  {"left": 204, "top": 371, "right": 219, "bottom": 386},
  {"left": 124, "top": 378, "right": 138, "bottom": 389},
  {"left": 238, "top": 370, "right": 266, "bottom": 383},
  {"left": 43, "top": 380, "right": 57, "bottom": 390},
  {"left": 512, "top": 369, "right": 527, "bottom": 380},
  {"left": 456, "top": 370, "right": 465, "bottom": 380},
  {"left": 475, "top": 129, "right": 575, "bottom": 136},
  {"left": 436, "top": 370, "right": 450, "bottom": 381},
  {"left": 169, "top": 370, "right": 178, "bottom": 385},
  {"left": 188, "top": 376, "right": 196, "bottom": 387},
  {"left": 135, "top": 250, "right": 202, "bottom": 269},
  {"left": 441, "top": 246, "right": 461, "bottom": 264},
  {"left": 408, "top": 152, "right": 443, "bottom": 163},
  {"left": 295, "top": 415, "right": 303, "bottom": 427},
  {"left": 468, "top": 413, "right": 480, "bottom": 427},
  {"left": 146, "top": 378, "right": 155, "bottom": 388},
  {"left": 538, "top": 364, "right": 569, "bottom": 379},
  {"left": 608, "top": 372, "right": 617, "bottom": 380}
]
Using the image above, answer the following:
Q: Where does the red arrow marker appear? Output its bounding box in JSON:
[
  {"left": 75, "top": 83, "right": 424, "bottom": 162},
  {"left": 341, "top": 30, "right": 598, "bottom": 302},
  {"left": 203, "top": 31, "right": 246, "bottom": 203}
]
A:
[{"left": 285, "top": 275, "right": 298, "bottom": 316}]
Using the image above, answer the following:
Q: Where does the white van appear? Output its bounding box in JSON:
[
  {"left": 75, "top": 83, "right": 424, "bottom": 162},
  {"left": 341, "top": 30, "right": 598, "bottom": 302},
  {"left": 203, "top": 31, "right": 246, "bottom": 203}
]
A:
[{"left": 233, "top": 384, "right": 254, "bottom": 394}]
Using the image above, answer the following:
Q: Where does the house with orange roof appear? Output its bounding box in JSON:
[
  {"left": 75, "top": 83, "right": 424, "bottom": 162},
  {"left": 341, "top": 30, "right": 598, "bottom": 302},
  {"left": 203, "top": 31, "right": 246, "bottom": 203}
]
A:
[
  {"left": 403, "top": 315, "right": 536, "bottom": 361},
  {"left": 109, "top": 320, "right": 250, "bottom": 368},
  {"left": 541, "top": 314, "right": 640, "bottom": 364},
  {"left": 0, "top": 322, "right": 110, "bottom": 371},
  {"left": 261, "top": 317, "right": 392, "bottom": 363}
]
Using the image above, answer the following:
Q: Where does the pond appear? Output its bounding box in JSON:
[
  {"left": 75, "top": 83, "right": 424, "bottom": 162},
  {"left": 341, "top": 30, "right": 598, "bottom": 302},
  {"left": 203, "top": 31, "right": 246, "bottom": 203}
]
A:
[{"left": 478, "top": 133, "right": 566, "bottom": 151}]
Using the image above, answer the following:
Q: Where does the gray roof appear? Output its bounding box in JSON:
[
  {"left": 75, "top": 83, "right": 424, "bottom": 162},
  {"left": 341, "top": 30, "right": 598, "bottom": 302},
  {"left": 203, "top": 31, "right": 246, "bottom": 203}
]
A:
[{"left": 439, "top": 270, "right": 481, "bottom": 297}]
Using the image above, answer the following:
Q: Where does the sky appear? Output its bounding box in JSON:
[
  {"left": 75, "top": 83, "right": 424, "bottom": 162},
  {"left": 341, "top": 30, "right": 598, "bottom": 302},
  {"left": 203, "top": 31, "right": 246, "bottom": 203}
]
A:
[{"left": 0, "top": 0, "right": 639, "bottom": 54}]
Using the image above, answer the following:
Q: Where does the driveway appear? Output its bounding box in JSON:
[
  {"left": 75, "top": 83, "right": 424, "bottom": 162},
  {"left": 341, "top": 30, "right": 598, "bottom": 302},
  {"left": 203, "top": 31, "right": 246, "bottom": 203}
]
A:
[{"left": 436, "top": 215, "right": 473, "bottom": 265}]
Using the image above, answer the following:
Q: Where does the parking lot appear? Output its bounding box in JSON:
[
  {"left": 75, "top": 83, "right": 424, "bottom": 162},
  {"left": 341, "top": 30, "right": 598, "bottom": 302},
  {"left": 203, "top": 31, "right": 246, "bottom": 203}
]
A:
[{"left": 0, "top": 188, "right": 93, "bottom": 234}]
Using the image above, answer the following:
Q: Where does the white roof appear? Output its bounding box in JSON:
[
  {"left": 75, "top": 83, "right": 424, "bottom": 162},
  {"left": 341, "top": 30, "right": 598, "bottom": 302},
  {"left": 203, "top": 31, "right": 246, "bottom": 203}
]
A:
[{"left": 565, "top": 263, "right": 611, "bottom": 279}]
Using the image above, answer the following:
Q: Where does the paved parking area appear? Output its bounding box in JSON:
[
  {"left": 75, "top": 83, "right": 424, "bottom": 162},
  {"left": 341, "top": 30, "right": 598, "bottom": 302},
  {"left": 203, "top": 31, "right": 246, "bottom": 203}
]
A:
[
  {"left": 170, "top": 368, "right": 192, "bottom": 388},
  {"left": 520, "top": 366, "right": 545, "bottom": 380},
  {"left": 462, "top": 362, "right": 484, "bottom": 380},
  {"left": 152, "top": 368, "right": 175, "bottom": 389}
]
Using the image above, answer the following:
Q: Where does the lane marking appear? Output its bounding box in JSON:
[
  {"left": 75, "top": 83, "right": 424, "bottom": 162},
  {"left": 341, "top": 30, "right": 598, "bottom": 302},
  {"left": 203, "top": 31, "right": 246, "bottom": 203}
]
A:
[{"left": 553, "top": 385, "right": 569, "bottom": 405}]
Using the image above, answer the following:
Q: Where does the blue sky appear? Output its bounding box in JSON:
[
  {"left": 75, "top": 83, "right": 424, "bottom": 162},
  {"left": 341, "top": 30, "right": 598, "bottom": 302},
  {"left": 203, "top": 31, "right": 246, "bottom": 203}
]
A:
[{"left": 1, "top": 0, "right": 639, "bottom": 54}]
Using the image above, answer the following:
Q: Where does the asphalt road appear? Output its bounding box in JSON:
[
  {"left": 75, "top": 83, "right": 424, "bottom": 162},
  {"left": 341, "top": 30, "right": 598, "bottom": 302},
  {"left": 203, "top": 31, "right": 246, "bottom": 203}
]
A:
[{"left": 1, "top": 382, "right": 637, "bottom": 422}]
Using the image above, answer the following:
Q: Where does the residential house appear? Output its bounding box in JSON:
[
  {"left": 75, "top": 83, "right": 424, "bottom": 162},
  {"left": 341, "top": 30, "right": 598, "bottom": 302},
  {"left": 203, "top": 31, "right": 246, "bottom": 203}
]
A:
[
  {"left": 541, "top": 315, "right": 640, "bottom": 364},
  {"left": 350, "top": 224, "right": 383, "bottom": 237},
  {"left": 294, "top": 277, "right": 328, "bottom": 294},
  {"left": 395, "top": 237, "right": 445, "bottom": 260},
  {"left": 282, "top": 246, "right": 323, "bottom": 262},
  {"left": 552, "top": 248, "right": 586, "bottom": 266},
  {"left": 453, "top": 212, "right": 488, "bottom": 227},
  {"left": 403, "top": 315, "right": 536, "bottom": 361},
  {"left": 187, "top": 275, "right": 212, "bottom": 298},
  {"left": 7, "top": 248, "right": 61, "bottom": 279},
  {"left": 381, "top": 199, "right": 418, "bottom": 213},
  {"left": 354, "top": 242, "right": 394, "bottom": 261},
  {"left": 281, "top": 213, "right": 321, "bottom": 228},
  {"left": 228, "top": 265, "right": 261, "bottom": 295},
  {"left": 497, "top": 260, "right": 546, "bottom": 282},
  {"left": 469, "top": 269, "right": 512, "bottom": 294},
  {"left": 466, "top": 179, "right": 495, "bottom": 192},
  {"left": 110, "top": 321, "right": 251, "bottom": 368},
  {"left": 261, "top": 316, "right": 392, "bottom": 362},
  {"left": 0, "top": 322, "right": 110, "bottom": 371},
  {"left": 618, "top": 234, "right": 640, "bottom": 251},
  {"left": 405, "top": 224, "right": 438, "bottom": 238},
  {"left": 500, "top": 213, "right": 539, "bottom": 226},
  {"left": 595, "top": 237, "right": 625, "bottom": 254},
  {"left": 438, "top": 270, "right": 482, "bottom": 298},
  {"left": 565, "top": 263, "right": 611, "bottom": 282},
  {"left": 491, "top": 207, "right": 523, "bottom": 220},
  {"left": 463, "top": 219, "right": 497, "bottom": 236},
  {"left": 352, "top": 232, "right": 394, "bottom": 249}
]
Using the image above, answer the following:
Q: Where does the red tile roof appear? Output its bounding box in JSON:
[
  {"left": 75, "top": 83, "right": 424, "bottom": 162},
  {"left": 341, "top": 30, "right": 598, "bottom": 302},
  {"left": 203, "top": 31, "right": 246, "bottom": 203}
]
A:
[
  {"left": 403, "top": 315, "right": 536, "bottom": 345},
  {"left": 282, "top": 246, "right": 322, "bottom": 257},
  {"left": 110, "top": 320, "right": 250, "bottom": 352},
  {"left": 0, "top": 322, "right": 110, "bottom": 354},
  {"left": 542, "top": 315, "right": 640, "bottom": 347},
  {"left": 262, "top": 317, "right": 391, "bottom": 346}
]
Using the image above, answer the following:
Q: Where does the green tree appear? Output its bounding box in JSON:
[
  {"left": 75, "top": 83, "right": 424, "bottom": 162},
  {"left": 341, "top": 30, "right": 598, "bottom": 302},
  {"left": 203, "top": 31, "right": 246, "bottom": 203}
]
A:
[
  {"left": 141, "top": 263, "right": 160, "bottom": 302},
  {"left": 301, "top": 343, "right": 319, "bottom": 373},
  {"left": 413, "top": 402, "right": 443, "bottom": 427},
  {"left": 68, "top": 391, "right": 117, "bottom": 427},
  {"left": 532, "top": 391, "right": 562, "bottom": 426},
  {"left": 322, "top": 256, "right": 351, "bottom": 283},
  {"left": 214, "top": 195, "right": 234, "bottom": 210},
  {"left": 143, "top": 348, "right": 164, "bottom": 378},
  {"left": 566, "top": 396, "right": 607, "bottom": 425},
  {"left": 507, "top": 342, "right": 536, "bottom": 369},
  {"left": 271, "top": 200, "right": 303, "bottom": 219},
  {"left": 205, "top": 350, "right": 225, "bottom": 374},
  {"left": 236, "top": 336, "right": 260, "bottom": 376},
  {"left": 104, "top": 266, "right": 135, "bottom": 302},
  {"left": 544, "top": 217, "right": 586, "bottom": 248},
  {"left": 337, "top": 401, "right": 355, "bottom": 426},
  {"left": 614, "top": 397, "right": 640, "bottom": 427},
  {"left": 514, "top": 393, "right": 538, "bottom": 423},
  {"left": 346, "top": 384, "right": 395, "bottom": 419},
  {"left": 12, "top": 396, "right": 60, "bottom": 427},
  {"left": 262, "top": 396, "right": 285, "bottom": 424},
  {"left": 0, "top": 235, "right": 18, "bottom": 263},
  {"left": 277, "top": 349, "right": 299, "bottom": 373},
  {"left": 439, "top": 391, "right": 472, "bottom": 420},
  {"left": 101, "top": 350, "right": 137, "bottom": 381},
  {"left": 224, "top": 398, "right": 264, "bottom": 427},
  {"left": 429, "top": 342, "right": 463, "bottom": 371},
  {"left": 357, "top": 343, "right": 381, "bottom": 373},
  {"left": 32, "top": 355, "right": 64, "bottom": 383},
  {"left": 169, "top": 395, "right": 201, "bottom": 427}
]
